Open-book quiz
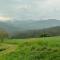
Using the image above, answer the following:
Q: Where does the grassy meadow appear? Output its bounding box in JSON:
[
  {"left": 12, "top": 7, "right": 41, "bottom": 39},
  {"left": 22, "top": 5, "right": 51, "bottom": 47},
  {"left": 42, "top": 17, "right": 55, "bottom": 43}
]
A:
[{"left": 0, "top": 36, "right": 60, "bottom": 60}]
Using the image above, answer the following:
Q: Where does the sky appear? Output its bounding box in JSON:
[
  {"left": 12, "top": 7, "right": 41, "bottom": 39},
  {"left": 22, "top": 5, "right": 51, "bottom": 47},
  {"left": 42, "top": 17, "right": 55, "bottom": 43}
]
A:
[{"left": 0, "top": 0, "right": 60, "bottom": 21}]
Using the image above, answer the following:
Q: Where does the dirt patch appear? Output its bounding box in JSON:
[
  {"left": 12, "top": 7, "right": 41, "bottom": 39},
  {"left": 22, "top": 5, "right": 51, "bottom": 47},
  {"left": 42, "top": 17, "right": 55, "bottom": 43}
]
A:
[{"left": 0, "top": 44, "right": 18, "bottom": 55}]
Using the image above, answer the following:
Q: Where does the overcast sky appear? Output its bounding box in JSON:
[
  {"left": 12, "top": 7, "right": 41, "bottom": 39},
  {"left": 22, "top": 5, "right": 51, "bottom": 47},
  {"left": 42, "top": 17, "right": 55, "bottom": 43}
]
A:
[{"left": 0, "top": 0, "right": 60, "bottom": 21}]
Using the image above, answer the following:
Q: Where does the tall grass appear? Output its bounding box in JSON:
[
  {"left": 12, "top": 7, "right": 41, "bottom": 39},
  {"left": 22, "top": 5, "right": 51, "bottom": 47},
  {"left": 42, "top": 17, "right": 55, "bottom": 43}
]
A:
[{"left": 0, "top": 36, "right": 60, "bottom": 60}]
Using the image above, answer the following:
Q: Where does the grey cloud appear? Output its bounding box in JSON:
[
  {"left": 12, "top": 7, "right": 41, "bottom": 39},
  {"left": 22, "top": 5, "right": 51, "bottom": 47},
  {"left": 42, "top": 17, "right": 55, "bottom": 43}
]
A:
[{"left": 0, "top": 0, "right": 60, "bottom": 21}]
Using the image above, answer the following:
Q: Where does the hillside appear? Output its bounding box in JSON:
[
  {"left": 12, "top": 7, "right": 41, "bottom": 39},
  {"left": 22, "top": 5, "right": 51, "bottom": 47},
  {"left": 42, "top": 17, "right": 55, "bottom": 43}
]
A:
[
  {"left": 0, "top": 21, "right": 20, "bottom": 32},
  {"left": 0, "top": 36, "right": 60, "bottom": 60},
  {"left": 12, "top": 26, "right": 60, "bottom": 38},
  {"left": 10, "top": 19, "right": 60, "bottom": 30},
  {"left": 0, "top": 19, "right": 60, "bottom": 32}
]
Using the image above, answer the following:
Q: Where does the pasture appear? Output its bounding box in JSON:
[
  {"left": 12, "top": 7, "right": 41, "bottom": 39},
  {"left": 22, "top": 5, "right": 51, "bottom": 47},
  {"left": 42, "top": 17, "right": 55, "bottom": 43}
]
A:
[{"left": 0, "top": 36, "right": 60, "bottom": 60}]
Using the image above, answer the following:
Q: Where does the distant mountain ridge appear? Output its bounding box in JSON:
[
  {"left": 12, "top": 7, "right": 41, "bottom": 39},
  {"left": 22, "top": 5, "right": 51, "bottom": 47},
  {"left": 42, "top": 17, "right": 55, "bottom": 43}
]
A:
[{"left": 0, "top": 19, "right": 60, "bottom": 32}]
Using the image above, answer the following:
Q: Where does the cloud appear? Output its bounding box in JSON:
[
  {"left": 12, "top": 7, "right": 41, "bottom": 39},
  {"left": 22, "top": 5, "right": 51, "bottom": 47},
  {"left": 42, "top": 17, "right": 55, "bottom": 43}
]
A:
[
  {"left": 31, "top": 0, "right": 60, "bottom": 20},
  {"left": 0, "top": 0, "right": 60, "bottom": 21},
  {"left": 0, "top": 16, "right": 11, "bottom": 21}
]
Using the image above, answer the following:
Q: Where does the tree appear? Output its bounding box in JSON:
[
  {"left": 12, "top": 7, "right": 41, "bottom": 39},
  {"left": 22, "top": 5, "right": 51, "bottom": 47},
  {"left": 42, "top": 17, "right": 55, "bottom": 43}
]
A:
[
  {"left": 40, "top": 33, "right": 50, "bottom": 37},
  {"left": 0, "top": 30, "right": 8, "bottom": 42}
]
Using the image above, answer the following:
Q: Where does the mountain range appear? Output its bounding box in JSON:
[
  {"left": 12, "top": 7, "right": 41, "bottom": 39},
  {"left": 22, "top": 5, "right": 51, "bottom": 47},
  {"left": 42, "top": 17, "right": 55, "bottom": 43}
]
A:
[{"left": 0, "top": 19, "right": 60, "bottom": 32}]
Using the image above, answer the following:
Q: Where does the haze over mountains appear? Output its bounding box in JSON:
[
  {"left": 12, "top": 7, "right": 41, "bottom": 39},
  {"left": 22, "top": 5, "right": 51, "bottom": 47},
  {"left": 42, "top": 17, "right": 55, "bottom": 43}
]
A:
[{"left": 0, "top": 19, "right": 60, "bottom": 32}]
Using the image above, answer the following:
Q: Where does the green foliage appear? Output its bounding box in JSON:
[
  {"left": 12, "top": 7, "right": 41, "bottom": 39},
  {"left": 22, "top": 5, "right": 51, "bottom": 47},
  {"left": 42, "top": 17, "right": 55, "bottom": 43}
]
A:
[
  {"left": 0, "top": 30, "right": 8, "bottom": 42},
  {"left": 0, "top": 48, "right": 6, "bottom": 51},
  {"left": 11, "top": 26, "right": 60, "bottom": 39},
  {"left": 0, "top": 36, "right": 60, "bottom": 60}
]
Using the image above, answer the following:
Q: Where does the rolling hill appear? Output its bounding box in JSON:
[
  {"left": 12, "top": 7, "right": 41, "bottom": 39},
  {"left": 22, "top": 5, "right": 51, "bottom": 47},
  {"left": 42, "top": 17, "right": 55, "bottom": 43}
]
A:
[
  {"left": 0, "top": 21, "right": 19, "bottom": 32},
  {"left": 0, "top": 19, "right": 60, "bottom": 32}
]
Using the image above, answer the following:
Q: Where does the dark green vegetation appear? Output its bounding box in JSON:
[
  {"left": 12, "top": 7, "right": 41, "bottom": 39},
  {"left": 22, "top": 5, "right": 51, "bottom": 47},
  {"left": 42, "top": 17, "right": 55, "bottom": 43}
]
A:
[
  {"left": 0, "top": 26, "right": 60, "bottom": 39},
  {"left": 0, "top": 36, "right": 60, "bottom": 60},
  {"left": 11, "top": 26, "right": 60, "bottom": 39}
]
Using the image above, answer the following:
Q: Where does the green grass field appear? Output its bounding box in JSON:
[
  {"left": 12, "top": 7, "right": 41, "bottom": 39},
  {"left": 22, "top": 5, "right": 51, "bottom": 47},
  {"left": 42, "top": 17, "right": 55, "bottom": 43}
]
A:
[{"left": 0, "top": 36, "right": 60, "bottom": 60}]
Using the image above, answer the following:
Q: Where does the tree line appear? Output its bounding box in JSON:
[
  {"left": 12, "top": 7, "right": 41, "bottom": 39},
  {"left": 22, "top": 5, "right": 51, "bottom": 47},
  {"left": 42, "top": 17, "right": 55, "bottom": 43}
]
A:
[{"left": 0, "top": 26, "right": 60, "bottom": 42}]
